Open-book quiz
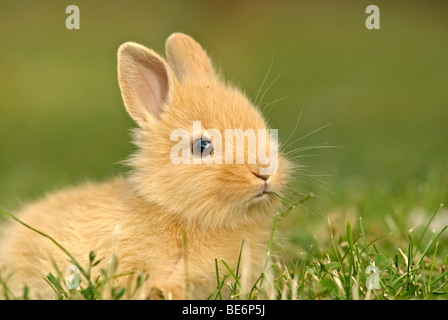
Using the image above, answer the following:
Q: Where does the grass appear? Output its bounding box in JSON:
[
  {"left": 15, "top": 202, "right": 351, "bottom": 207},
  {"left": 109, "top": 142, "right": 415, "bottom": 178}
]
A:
[{"left": 209, "top": 201, "right": 448, "bottom": 300}]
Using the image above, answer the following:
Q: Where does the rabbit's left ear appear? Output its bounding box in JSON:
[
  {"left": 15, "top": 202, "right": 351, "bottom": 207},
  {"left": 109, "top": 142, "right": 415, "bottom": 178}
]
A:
[
  {"left": 118, "top": 42, "right": 175, "bottom": 127},
  {"left": 165, "top": 33, "right": 215, "bottom": 83}
]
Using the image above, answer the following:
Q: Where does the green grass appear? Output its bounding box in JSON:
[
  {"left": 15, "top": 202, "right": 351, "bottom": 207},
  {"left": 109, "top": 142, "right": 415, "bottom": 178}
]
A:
[
  {"left": 1, "top": 0, "right": 447, "bottom": 300},
  {"left": 204, "top": 199, "right": 448, "bottom": 300}
]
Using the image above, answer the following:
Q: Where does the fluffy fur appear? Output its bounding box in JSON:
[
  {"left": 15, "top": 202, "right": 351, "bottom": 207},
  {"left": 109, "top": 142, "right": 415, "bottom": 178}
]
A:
[{"left": 0, "top": 33, "right": 291, "bottom": 299}]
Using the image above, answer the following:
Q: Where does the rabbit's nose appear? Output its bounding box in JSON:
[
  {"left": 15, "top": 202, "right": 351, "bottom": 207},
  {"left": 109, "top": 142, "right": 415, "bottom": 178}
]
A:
[{"left": 253, "top": 172, "right": 270, "bottom": 181}]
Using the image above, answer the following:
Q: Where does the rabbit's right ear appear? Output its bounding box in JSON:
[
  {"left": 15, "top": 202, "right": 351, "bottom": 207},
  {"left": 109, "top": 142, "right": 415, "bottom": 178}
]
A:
[
  {"left": 118, "top": 42, "right": 175, "bottom": 127},
  {"left": 165, "top": 33, "right": 215, "bottom": 82}
]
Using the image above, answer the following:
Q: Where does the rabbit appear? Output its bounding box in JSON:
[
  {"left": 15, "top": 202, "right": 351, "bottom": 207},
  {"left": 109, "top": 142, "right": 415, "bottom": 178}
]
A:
[{"left": 0, "top": 33, "right": 291, "bottom": 299}]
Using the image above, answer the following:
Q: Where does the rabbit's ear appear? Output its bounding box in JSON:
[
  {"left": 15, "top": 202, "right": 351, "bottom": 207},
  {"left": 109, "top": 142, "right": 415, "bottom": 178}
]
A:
[
  {"left": 118, "top": 42, "right": 174, "bottom": 126},
  {"left": 165, "top": 33, "right": 215, "bottom": 82}
]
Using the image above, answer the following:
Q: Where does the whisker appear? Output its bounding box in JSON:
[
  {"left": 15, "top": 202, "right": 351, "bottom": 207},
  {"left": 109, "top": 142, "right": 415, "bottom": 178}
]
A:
[
  {"left": 254, "top": 54, "right": 274, "bottom": 106},
  {"left": 291, "top": 198, "right": 318, "bottom": 217},
  {"left": 275, "top": 187, "right": 314, "bottom": 210},
  {"left": 262, "top": 95, "right": 291, "bottom": 116},
  {"left": 283, "top": 123, "right": 331, "bottom": 151},
  {"left": 306, "top": 173, "right": 334, "bottom": 178},
  {"left": 283, "top": 185, "right": 307, "bottom": 198},
  {"left": 280, "top": 105, "right": 304, "bottom": 148},
  {"left": 283, "top": 143, "right": 335, "bottom": 156},
  {"left": 287, "top": 153, "right": 322, "bottom": 161},
  {"left": 290, "top": 169, "right": 336, "bottom": 200},
  {"left": 305, "top": 174, "right": 329, "bottom": 185},
  {"left": 280, "top": 190, "right": 298, "bottom": 204},
  {"left": 258, "top": 67, "right": 285, "bottom": 108},
  {"left": 303, "top": 176, "right": 336, "bottom": 197}
]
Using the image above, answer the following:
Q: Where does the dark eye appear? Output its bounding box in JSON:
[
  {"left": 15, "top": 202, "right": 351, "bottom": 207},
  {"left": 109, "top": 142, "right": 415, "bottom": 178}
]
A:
[{"left": 192, "top": 138, "right": 213, "bottom": 157}]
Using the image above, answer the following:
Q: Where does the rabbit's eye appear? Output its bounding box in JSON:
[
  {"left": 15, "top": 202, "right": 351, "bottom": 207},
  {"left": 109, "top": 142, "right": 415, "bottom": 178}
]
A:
[{"left": 192, "top": 138, "right": 213, "bottom": 157}]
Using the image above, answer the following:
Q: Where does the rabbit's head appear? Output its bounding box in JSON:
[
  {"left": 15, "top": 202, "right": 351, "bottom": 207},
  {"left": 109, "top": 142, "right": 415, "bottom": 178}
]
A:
[{"left": 118, "top": 33, "right": 291, "bottom": 230}]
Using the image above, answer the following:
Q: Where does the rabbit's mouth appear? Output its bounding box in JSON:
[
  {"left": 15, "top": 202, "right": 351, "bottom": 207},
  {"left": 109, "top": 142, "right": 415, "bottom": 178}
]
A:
[
  {"left": 252, "top": 178, "right": 276, "bottom": 201},
  {"left": 254, "top": 191, "right": 267, "bottom": 198},
  {"left": 253, "top": 190, "right": 273, "bottom": 200}
]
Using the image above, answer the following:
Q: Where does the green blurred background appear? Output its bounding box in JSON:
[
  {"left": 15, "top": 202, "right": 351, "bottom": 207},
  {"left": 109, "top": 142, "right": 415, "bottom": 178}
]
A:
[{"left": 1, "top": 1, "right": 447, "bottom": 251}]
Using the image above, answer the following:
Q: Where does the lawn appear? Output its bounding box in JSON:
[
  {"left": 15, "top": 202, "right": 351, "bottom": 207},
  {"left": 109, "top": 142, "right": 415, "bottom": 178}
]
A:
[{"left": 0, "top": 0, "right": 447, "bottom": 299}]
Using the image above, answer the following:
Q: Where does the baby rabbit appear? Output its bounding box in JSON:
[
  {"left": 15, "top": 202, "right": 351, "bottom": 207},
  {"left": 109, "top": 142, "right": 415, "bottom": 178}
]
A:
[{"left": 0, "top": 33, "right": 291, "bottom": 299}]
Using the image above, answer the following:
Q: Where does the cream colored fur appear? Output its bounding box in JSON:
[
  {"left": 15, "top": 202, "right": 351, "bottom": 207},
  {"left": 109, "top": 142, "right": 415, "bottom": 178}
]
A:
[{"left": 0, "top": 33, "right": 291, "bottom": 299}]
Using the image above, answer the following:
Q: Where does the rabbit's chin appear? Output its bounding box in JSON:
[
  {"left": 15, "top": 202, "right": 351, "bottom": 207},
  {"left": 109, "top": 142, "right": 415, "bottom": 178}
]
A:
[
  {"left": 179, "top": 198, "right": 280, "bottom": 231},
  {"left": 129, "top": 176, "right": 282, "bottom": 231},
  {"left": 199, "top": 189, "right": 282, "bottom": 230}
]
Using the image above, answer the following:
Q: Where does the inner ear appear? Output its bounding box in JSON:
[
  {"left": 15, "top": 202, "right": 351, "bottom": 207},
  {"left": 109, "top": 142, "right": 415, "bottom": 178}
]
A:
[
  {"left": 118, "top": 42, "right": 173, "bottom": 126},
  {"left": 165, "top": 33, "right": 215, "bottom": 82},
  {"left": 136, "top": 56, "right": 169, "bottom": 119}
]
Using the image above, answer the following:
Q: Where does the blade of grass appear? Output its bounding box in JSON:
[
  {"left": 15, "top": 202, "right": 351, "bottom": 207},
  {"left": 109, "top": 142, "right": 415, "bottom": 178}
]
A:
[
  {"left": 273, "top": 192, "right": 314, "bottom": 214},
  {"left": 220, "top": 258, "right": 241, "bottom": 293},
  {"left": 359, "top": 216, "right": 368, "bottom": 255},
  {"left": 430, "top": 268, "right": 448, "bottom": 288},
  {"left": 406, "top": 239, "right": 412, "bottom": 291},
  {"left": 214, "top": 258, "right": 222, "bottom": 300},
  {"left": 428, "top": 241, "right": 439, "bottom": 293},
  {"left": 299, "top": 244, "right": 313, "bottom": 295},
  {"left": 361, "top": 231, "right": 397, "bottom": 255},
  {"left": 234, "top": 240, "right": 244, "bottom": 289},
  {"left": 0, "top": 272, "right": 16, "bottom": 300},
  {"left": 416, "top": 203, "right": 444, "bottom": 249},
  {"left": 416, "top": 225, "right": 447, "bottom": 266},
  {"left": 327, "top": 216, "right": 347, "bottom": 295}
]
